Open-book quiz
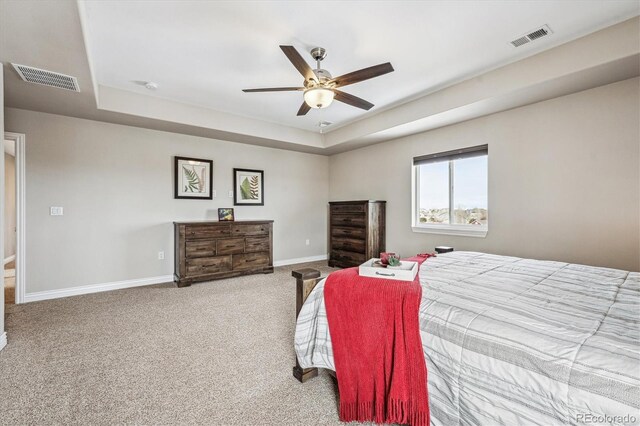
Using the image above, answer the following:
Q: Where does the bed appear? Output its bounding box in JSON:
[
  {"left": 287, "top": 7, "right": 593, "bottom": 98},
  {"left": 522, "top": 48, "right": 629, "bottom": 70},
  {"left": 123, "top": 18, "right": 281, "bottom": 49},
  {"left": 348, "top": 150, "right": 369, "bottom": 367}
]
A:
[{"left": 294, "top": 252, "right": 639, "bottom": 426}]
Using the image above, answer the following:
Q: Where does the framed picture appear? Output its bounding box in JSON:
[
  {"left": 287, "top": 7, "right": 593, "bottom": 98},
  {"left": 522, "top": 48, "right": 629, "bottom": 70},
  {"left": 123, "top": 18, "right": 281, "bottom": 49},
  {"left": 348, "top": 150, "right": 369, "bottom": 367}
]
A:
[
  {"left": 218, "top": 208, "right": 235, "bottom": 221},
  {"left": 233, "top": 168, "right": 264, "bottom": 206},
  {"left": 174, "top": 156, "right": 213, "bottom": 200}
]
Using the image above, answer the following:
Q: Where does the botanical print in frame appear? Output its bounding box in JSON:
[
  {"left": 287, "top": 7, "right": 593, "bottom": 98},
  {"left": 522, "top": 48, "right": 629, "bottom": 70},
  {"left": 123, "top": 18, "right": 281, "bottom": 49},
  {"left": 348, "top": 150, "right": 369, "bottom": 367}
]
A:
[
  {"left": 174, "top": 156, "right": 213, "bottom": 199},
  {"left": 218, "top": 208, "right": 235, "bottom": 222},
  {"left": 233, "top": 168, "right": 264, "bottom": 206}
]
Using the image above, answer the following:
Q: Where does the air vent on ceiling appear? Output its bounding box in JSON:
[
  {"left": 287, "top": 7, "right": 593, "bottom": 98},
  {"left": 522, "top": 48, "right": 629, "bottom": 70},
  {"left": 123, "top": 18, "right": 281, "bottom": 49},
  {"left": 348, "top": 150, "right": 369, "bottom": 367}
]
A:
[
  {"left": 11, "top": 63, "right": 80, "bottom": 92},
  {"left": 510, "top": 25, "right": 552, "bottom": 47}
]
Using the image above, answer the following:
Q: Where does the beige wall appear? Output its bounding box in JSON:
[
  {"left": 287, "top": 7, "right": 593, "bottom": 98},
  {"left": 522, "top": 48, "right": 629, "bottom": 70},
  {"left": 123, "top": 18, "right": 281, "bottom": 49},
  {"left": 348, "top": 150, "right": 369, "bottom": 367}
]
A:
[
  {"left": 5, "top": 108, "right": 329, "bottom": 294},
  {"left": 4, "top": 152, "right": 15, "bottom": 259},
  {"left": 3, "top": 77, "right": 638, "bottom": 302},
  {"left": 329, "top": 77, "right": 640, "bottom": 272}
]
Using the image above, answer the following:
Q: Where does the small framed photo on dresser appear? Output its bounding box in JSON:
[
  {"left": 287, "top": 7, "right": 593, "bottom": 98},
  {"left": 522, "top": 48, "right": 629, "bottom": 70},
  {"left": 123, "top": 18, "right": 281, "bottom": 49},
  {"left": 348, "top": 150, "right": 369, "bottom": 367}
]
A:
[
  {"left": 174, "top": 156, "right": 213, "bottom": 200},
  {"left": 218, "top": 208, "right": 235, "bottom": 222},
  {"left": 233, "top": 168, "right": 264, "bottom": 206}
]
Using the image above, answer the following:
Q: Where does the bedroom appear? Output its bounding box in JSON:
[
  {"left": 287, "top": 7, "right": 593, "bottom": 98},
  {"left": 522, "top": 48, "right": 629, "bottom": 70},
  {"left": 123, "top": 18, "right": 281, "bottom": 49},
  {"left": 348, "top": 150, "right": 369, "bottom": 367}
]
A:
[{"left": 0, "top": 0, "right": 638, "bottom": 425}]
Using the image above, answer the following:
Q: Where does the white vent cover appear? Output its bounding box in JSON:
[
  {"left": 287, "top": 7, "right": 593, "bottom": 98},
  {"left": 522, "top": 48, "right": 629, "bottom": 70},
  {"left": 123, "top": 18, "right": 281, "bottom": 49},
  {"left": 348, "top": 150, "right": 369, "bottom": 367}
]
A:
[
  {"left": 11, "top": 63, "right": 80, "bottom": 92},
  {"left": 510, "top": 25, "right": 553, "bottom": 47}
]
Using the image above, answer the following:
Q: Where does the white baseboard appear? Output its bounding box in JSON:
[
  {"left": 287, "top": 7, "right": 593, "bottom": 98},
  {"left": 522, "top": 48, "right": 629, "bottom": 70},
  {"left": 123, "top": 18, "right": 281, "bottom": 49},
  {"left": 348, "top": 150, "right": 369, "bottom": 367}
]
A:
[
  {"left": 3, "top": 255, "right": 15, "bottom": 265},
  {"left": 23, "top": 275, "right": 174, "bottom": 303},
  {"left": 274, "top": 254, "right": 327, "bottom": 267},
  {"left": 0, "top": 332, "right": 6, "bottom": 352},
  {"left": 21, "top": 256, "right": 327, "bottom": 303}
]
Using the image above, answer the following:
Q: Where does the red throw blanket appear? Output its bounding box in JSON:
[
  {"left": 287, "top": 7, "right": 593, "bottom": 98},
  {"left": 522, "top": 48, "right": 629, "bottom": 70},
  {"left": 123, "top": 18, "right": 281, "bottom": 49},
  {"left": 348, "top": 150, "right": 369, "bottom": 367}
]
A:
[{"left": 324, "top": 256, "right": 430, "bottom": 426}]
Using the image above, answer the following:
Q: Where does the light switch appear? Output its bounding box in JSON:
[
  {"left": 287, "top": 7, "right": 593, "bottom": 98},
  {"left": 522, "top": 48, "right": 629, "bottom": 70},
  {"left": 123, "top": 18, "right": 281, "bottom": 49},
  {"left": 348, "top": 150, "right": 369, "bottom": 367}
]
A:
[
  {"left": 212, "top": 190, "right": 217, "bottom": 198},
  {"left": 228, "top": 190, "right": 233, "bottom": 198},
  {"left": 50, "top": 207, "right": 63, "bottom": 216}
]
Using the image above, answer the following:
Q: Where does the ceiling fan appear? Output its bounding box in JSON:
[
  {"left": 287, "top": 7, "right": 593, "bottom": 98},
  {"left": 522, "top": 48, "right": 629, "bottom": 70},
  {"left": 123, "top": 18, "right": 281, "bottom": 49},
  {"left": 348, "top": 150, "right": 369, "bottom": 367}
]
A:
[{"left": 243, "top": 46, "right": 394, "bottom": 116}]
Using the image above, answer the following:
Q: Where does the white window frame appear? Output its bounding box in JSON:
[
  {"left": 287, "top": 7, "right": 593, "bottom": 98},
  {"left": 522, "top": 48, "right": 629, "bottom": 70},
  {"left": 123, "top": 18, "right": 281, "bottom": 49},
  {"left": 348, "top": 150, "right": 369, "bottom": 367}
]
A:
[{"left": 411, "top": 155, "right": 488, "bottom": 238}]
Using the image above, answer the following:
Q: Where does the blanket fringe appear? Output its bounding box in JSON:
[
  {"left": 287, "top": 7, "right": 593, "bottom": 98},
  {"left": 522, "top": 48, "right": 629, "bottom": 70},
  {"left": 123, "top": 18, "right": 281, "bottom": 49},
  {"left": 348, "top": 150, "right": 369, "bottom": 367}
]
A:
[{"left": 339, "top": 398, "right": 429, "bottom": 426}]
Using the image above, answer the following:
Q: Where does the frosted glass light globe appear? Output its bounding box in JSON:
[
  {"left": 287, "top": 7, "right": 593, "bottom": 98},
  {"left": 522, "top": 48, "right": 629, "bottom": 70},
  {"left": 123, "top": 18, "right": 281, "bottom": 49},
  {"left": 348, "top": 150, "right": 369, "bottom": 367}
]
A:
[{"left": 303, "top": 87, "right": 335, "bottom": 109}]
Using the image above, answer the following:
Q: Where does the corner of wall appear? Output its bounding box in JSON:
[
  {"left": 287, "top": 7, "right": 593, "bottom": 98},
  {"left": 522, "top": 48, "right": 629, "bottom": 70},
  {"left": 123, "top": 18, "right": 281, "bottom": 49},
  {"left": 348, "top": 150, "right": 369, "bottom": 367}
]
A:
[{"left": 0, "top": 65, "right": 6, "bottom": 339}]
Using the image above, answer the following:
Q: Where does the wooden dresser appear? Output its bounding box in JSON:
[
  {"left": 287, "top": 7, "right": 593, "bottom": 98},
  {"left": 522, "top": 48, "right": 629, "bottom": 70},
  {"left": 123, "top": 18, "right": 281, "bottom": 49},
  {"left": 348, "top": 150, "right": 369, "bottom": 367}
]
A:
[
  {"left": 174, "top": 220, "right": 273, "bottom": 287},
  {"left": 328, "top": 201, "right": 386, "bottom": 268}
]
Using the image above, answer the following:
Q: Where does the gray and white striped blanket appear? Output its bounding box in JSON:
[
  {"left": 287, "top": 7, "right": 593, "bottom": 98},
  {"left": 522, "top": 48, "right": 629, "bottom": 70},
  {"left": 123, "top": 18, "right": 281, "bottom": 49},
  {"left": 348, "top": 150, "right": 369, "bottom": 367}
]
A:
[{"left": 295, "top": 252, "right": 639, "bottom": 426}]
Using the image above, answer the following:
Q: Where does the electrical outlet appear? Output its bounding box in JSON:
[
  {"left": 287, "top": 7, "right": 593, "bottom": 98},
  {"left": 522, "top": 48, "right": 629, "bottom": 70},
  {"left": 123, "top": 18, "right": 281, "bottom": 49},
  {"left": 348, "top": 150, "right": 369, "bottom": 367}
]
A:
[
  {"left": 305, "top": 239, "right": 310, "bottom": 246},
  {"left": 50, "top": 207, "right": 63, "bottom": 216},
  {"left": 158, "top": 251, "right": 165, "bottom": 260},
  {"left": 228, "top": 190, "right": 233, "bottom": 198}
]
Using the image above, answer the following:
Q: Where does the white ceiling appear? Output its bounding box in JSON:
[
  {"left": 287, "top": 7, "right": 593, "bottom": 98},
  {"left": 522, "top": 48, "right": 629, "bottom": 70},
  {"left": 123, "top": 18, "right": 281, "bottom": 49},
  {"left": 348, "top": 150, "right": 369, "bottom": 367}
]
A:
[{"left": 81, "top": 0, "right": 640, "bottom": 133}]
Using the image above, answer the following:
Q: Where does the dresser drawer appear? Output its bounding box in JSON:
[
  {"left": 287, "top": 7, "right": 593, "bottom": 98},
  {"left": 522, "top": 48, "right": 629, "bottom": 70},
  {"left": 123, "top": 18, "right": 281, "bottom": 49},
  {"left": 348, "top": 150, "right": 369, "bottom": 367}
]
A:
[
  {"left": 216, "top": 238, "right": 245, "bottom": 255},
  {"left": 331, "top": 226, "right": 366, "bottom": 239},
  {"left": 185, "top": 225, "right": 230, "bottom": 240},
  {"left": 185, "top": 240, "right": 216, "bottom": 258},
  {"left": 331, "top": 214, "right": 366, "bottom": 228},
  {"left": 231, "top": 224, "right": 270, "bottom": 236},
  {"left": 330, "top": 203, "right": 366, "bottom": 214},
  {"left": 233, "top": 252, "right": 270, "bottom": 270},
  {"left": 245, "top": 236, "right": 270, "bottom": 253},
  {"left": 332, "top": 237, "right": 365, "bottom": 253},
  {"left": 186, "top": 256, "right": 232, "bottom": 275},
  {"left": 331, "top": 249, "right": 366, "bottom": 264}
]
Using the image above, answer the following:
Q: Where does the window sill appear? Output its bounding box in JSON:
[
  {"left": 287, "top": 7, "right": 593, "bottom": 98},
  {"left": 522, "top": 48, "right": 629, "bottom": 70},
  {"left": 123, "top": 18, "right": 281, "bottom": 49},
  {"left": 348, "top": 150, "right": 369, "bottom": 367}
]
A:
[{"left": 412, "top": 224, "right": 488, "bottom": 238}]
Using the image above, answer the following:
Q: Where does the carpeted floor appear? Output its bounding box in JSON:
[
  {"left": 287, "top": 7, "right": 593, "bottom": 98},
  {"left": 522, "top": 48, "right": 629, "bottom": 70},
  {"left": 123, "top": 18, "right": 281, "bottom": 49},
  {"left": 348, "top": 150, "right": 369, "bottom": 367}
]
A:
[{"left": 0, "top": 261, "right": 345, "bottom": 425}]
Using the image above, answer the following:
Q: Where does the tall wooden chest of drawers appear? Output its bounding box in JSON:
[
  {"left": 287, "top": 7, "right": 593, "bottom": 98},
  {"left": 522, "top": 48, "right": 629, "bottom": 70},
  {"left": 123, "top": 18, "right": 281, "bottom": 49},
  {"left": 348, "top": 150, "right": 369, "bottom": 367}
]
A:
[
  {"left": 328, "top": 201, "right": 386, "bottom": 268},
  {"left": 174, "top": 220, "right": 273, "bottom": 287}
]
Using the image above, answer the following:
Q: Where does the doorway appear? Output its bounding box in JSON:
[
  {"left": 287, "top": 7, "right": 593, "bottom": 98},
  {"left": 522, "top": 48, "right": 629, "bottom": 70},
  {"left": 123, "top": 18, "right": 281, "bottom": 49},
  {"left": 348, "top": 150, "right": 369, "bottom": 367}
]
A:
[
  {"left": 3, "top": 133, "right": 25, "bottom": 305},
  {"left": 4, "top": 138, "right": 16, "bottom": 304}
]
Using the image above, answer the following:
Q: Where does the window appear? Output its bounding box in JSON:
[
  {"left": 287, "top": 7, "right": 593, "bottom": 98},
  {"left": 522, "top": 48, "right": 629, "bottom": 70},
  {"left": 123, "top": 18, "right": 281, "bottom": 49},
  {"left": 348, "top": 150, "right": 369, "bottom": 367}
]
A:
[{"left": 412, "top": 145, "right": 488, "bottom": 237}]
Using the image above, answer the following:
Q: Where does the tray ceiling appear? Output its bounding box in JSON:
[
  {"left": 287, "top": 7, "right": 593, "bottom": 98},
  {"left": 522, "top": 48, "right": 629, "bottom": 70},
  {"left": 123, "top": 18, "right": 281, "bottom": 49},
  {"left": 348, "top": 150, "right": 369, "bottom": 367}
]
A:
[
  {"left": 81, "top": 1, "right": 639, "bottom": 133},
  {"left": 1, "top": 1, "right": 638, "bottom": 153}
]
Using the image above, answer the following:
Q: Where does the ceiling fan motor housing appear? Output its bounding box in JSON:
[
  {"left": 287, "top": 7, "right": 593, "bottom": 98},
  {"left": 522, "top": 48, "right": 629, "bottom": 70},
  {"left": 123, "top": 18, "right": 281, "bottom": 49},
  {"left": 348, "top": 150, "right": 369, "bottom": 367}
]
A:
[{"left": 313, "top": 69, "right": 332, "bottom": 83}]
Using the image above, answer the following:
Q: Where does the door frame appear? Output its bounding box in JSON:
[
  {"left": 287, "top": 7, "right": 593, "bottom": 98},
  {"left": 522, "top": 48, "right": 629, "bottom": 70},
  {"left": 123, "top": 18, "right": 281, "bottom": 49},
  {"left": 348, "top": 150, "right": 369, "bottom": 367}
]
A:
[{"left": 4, "top": 132, "right": 25, "bottom": 304}]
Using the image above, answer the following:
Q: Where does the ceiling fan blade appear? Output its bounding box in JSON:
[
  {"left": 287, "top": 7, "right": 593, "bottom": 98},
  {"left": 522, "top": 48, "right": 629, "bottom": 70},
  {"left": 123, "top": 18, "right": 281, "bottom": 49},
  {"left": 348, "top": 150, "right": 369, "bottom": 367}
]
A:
[
  {"left": 330, "top": 63, "right": 394, "bottom": 88},
  {"left": 280, "top": 45, "right": 316, "bottom": 83},
  {"left": 333, "top": 90, "right": 374, "bottom": 110},
  {"left": 297, "top": 102, "right": 311, "bottom": 116},
  {"left": 242, "top": 87, "right": 304, "bottom": 93}
]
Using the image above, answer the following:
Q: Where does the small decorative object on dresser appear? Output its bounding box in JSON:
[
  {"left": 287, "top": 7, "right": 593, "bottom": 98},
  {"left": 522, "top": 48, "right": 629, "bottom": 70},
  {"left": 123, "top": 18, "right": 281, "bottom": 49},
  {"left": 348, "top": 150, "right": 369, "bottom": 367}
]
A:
[
  {"left": 218, "top": 208, "right": 234, "bottom": 221},
  {"left": 328, "top": 200, "right": 386, "bottom": 268},
  {"left": 174, "top": 220, "right": 273, "bottom": 287}
]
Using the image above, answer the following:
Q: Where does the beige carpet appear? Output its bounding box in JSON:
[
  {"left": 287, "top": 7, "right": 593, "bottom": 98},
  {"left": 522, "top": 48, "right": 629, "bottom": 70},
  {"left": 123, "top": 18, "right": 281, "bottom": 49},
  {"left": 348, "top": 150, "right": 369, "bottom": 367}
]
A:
[{"left": 0, "top": 261, "right": 345, "bottom": 425}]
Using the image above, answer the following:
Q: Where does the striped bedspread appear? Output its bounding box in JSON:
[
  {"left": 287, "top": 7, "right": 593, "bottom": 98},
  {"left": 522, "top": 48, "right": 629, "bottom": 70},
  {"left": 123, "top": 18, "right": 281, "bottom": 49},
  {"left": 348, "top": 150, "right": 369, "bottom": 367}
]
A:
[{"left": 295, "top": 252, "right": 640, "bottom": 426}]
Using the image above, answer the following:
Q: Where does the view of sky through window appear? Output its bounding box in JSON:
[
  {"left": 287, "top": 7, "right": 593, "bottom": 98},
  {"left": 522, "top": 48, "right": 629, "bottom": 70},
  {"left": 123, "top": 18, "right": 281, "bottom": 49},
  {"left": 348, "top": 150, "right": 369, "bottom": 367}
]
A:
[{"left": 418, "top": 155, "right": 487, "bottom": 225}]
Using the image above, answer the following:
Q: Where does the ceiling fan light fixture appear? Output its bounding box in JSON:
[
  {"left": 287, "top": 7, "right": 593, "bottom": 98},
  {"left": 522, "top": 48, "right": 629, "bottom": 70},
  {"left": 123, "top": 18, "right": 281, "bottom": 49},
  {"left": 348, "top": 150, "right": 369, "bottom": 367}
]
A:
[
  {"left": 243, "top": 46, "right": 393, "bottom": 116},
  {"left": 304, "top": 87, "right": 334, "bottom": 109}
]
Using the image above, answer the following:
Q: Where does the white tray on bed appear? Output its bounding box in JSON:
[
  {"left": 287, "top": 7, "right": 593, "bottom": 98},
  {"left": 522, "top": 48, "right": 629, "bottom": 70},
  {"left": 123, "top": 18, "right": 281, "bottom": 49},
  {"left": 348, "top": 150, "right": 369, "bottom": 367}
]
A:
[{"left": 358, "top": 258, "right": 418, "bottom": 281}]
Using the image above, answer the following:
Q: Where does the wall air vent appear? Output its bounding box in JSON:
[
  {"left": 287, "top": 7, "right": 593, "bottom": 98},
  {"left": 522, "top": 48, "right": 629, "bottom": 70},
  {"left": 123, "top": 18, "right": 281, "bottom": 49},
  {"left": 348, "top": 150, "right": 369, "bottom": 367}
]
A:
[
  {"left": 510, "top": 25, "right": 553, "bottom": 47},
  {"left": 11, "top": 63, "right": 80, "bottom": 92}
]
